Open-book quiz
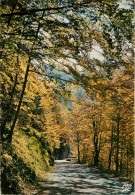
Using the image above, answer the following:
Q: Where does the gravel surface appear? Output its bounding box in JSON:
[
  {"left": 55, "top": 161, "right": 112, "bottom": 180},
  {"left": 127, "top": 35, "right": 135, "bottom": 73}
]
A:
[{"left": 37, "top": 160, "right": 134, "bottom": 195}]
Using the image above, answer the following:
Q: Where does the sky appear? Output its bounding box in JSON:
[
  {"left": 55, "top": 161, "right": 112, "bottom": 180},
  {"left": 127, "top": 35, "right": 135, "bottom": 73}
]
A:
[
  {"left": 90, "top": 46, "right": 104, "bottom": 61},
  {"left": 119, "top": 0, "right": 133, "bottom": 9}
]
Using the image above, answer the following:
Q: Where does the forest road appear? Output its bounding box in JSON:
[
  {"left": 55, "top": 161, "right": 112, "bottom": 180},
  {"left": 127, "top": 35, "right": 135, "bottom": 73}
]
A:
[{"left": 37, "top": 160, "right": 134, "bottom": 195}]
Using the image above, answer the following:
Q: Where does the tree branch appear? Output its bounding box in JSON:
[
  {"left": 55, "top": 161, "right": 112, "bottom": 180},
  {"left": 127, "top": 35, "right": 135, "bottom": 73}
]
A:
[
  {"left": 30, "top": 70, "right": 76, "bottom": 84},
  {"left": 1, "top": 2, "right": 95, "bottom": 17}
]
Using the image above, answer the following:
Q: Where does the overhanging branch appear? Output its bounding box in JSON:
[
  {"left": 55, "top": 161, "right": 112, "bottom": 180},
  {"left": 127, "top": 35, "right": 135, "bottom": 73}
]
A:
[{"left": 30, "top": 70, "right": 76, "bottom": 84}]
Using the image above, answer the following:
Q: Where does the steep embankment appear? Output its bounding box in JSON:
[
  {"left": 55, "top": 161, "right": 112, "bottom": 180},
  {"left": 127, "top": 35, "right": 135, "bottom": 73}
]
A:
[{"left": 1, "top": 129, "right": 53, "bottom": 194}]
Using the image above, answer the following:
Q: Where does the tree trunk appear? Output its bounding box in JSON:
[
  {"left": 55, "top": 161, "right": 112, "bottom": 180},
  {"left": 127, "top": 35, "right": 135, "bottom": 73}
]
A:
[
  {"left": 1, "top": 73, "right": 18, "bottom": 140},
  {"left": 115, "top": 113, "right": 120, "bottom": 173},
  {"left": 120, "top": 149, "right": 123, "bottom": 173},
  {"left": 77, "top": 132, "right": 80, "bottom": 163},
  {"left": 77, "top": 143, "right": 80, "bottom": 163},
  {"left": 94, "top": 132, "right": 101, "bottom": 166},
  {"left": 8, "top": 57, "right": 31, "bottom": 144},
  {"left": 1, "top": 55, "right": 19, "bottom": 138},
  {"left": 82, "top": 145, "right": 87, "bottom": 163},
  {"left": 120, "top": 136, "right": 124, "bottom": 173},
  {"left": 126, "top": 146, "right": 129, "bottom": 176},
  {"left": 108, "top": 127, "right": 114, "bottom": 170},
  {"left": 93, "top": 121, "right": 101, "bottom": 166},
  {"left": 94, "top": 148, "right": 99, "bottom": 166}
]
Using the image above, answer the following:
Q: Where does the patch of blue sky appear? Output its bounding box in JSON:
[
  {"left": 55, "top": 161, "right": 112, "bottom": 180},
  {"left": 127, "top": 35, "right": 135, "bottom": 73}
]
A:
[
  {"left": 45, "top": 63, "right": 74, "bottom": 82},
  {"left": 72, "top": 87, "right": 86, "bottom": 100}
]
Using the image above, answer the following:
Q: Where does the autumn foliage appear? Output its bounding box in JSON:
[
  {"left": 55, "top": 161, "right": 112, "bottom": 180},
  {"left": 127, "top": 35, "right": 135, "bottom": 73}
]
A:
[{"left": 1, "top": 0, "right": 134, "bottom": 194}]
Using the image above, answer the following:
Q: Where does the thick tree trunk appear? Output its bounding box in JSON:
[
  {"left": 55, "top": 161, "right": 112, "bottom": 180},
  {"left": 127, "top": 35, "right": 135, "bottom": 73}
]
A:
[
  {"left": 94, "top": 148, "right": 99, "bottom": 166},
  {"left": 8, "top": 57, "right": 31, "bottom": 144},
  {"left": 1, "top": 73, "right": 18, "bottom": 140},
  {"left": 108, "top": 147, "right": 113, "bottom": 170}
]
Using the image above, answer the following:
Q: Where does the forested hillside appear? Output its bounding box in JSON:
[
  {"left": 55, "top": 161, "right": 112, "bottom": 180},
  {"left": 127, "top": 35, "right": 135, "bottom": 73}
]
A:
[{"left": 0, "top": 0, "right": 134, "bottom": 194}]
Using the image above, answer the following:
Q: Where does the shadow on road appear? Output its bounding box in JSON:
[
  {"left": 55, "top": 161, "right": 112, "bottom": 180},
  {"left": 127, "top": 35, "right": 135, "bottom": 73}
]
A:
[{"left": 37, "top": 160, "right": 133, "bottom": 195}]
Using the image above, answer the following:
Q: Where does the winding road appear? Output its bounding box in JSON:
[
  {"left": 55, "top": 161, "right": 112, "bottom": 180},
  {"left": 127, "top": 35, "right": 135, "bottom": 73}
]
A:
[{"left": 37, "top": 160, "right": 133, "bottom": 195}]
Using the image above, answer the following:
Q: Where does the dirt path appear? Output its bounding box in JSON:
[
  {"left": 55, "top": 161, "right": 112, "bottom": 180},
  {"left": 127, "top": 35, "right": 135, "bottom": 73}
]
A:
[{"left": 37, "top": 160, "right": 133, "bottom": 195}]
